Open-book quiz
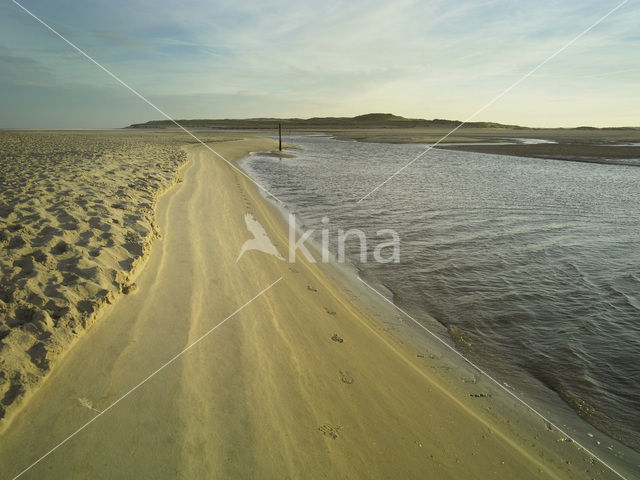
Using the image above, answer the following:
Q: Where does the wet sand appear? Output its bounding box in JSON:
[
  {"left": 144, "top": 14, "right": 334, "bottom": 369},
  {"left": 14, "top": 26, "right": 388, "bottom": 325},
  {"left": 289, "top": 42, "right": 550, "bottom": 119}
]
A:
[
  {"left": 436, "top": 143, "right": 640, "bottom": 165},
  {"left": 325, "top": 127, "right": 640, "bottom": 164}
]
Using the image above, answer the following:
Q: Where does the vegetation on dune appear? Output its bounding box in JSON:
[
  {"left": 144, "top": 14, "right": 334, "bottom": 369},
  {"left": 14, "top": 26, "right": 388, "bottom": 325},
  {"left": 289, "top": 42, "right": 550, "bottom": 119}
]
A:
[{"left": 128, "top": 113, "right": 525, "bottom": 130}]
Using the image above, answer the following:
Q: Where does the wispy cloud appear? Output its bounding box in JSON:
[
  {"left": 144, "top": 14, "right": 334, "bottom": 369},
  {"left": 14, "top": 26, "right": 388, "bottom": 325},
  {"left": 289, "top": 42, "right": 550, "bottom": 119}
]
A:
[
  {"left": 1, "top": 0, "right": 638, "bottom": 128},
  {"left": 0, "top": 45, "right": 53, "bottom": 86}
]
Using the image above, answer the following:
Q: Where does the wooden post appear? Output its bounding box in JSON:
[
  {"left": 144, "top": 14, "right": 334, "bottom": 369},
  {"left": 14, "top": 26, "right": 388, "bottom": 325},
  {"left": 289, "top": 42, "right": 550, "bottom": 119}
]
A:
[{"left": 278, "top": 123, "right": 282, "bottom": 151}]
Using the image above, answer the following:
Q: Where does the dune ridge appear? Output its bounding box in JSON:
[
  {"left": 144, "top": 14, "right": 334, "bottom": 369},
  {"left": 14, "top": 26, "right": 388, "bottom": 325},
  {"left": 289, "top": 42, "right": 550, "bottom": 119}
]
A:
[{"left": 0, "top": 131, "right": 186, "bottom": 422}]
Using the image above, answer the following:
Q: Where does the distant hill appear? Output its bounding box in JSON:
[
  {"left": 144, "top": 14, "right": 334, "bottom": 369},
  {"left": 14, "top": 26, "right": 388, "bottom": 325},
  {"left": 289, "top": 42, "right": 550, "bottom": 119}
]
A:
[{"left": 127, "top": 113, "right": 525, "bottom": 130}]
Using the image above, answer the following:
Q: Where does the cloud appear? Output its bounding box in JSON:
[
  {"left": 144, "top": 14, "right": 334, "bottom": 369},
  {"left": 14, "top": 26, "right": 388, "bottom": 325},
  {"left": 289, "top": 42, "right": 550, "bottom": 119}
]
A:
[
  {"left": 0, "top": 46, "right": 53, "bottom": 86},
  {"left": 1, "top": 0, "right": 638, "bottom": 127},
  {"left": 92, "top": 29, "right": 145, "bottom": 50}
]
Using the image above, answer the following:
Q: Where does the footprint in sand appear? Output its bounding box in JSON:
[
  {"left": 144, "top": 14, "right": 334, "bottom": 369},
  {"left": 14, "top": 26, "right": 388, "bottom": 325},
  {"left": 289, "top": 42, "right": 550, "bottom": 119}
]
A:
[
  {"left": 462, "top": 375, "right": 478, "bottom": 384},
  {"left": 307, "top": 285, "right": 317, "bottom": 292},
  {"left": 331, "top": 333, "right": 343, "bottom": 343},
  {"left": 318, "top": 424, "right": 342, "bottom": 439},
  {"left": 339, "top": 370, "right": 354, "bottom": 384}
]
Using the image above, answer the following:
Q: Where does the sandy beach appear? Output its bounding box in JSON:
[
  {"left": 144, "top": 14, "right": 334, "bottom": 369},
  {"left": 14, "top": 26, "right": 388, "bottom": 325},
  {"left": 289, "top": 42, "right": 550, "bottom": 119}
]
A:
[
  {"left": 0, "top": 131, "right": 187, "bottom": 423},
  {"left": 3, "top": 0, "right": 638, "bottom": 474},
  {"left": 0, "top": 133, "right": 626, "bottom": 479}
]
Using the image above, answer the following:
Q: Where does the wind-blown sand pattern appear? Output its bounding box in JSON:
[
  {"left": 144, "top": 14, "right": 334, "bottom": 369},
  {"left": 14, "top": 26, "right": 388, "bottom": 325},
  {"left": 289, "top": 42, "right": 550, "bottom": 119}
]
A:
[{"left": 0, "top": 131, "right": 186, "bottom": 421}]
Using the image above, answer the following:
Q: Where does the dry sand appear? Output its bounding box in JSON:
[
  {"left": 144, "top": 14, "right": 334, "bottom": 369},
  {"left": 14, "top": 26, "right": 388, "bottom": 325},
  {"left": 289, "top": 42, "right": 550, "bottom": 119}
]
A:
[
  {"left": 0, "top": 134, "right": 627, "bottom": 479},
  {"left": 0, "top": 131, "right": 188, "bottom": 424}
]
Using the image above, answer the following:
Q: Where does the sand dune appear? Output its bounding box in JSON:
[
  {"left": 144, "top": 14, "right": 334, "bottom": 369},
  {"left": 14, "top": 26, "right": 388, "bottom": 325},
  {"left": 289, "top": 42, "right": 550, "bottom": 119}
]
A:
[
  {"left": 0, "top": 136, "right": 624, "bottom": 479},
  {"left": 0, "top": 131, "right": 186, "bottom": 422}
]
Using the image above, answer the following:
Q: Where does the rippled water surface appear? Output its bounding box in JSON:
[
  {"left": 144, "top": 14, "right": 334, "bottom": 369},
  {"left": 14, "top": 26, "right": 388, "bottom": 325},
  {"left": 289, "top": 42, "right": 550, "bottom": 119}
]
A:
[{"left": 245, "top": 135, "right": 640, "bottom": 452}]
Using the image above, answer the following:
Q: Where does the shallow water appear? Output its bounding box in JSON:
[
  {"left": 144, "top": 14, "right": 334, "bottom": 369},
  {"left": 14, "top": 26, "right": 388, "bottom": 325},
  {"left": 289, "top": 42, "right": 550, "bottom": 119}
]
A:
[{"left": 245, "top": 135, "right": 640, "bottom": 453}]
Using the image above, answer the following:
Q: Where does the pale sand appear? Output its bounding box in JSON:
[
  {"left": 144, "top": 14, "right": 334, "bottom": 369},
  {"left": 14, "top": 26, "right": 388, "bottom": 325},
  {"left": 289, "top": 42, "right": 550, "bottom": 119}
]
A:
[
  {"left": 0, "top": 137, "right": 622, "bottom": 478},
  {"left": 0, "top": 131, "right": 186, "bottom": 422}
]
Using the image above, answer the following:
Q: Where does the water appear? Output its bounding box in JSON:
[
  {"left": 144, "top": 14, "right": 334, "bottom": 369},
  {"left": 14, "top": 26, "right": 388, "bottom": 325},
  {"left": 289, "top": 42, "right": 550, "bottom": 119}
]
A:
[{"left": 244, "top": 135, "right": 640, "bottom": 453}]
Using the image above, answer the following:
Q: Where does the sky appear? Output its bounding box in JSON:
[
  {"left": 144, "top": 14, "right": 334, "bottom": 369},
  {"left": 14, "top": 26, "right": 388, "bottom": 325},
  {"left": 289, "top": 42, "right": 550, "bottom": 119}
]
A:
[{"left": 0, "top": 0, "right": 638, "bottom": 128}]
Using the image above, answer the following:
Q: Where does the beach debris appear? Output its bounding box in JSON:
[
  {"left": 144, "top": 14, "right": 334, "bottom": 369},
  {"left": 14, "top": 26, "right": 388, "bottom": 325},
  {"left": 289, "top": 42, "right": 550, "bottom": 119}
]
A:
[
  {"left": 318, "top": 424, "right": 342, "bottom": 440},
  {"left": 339, "top": 370, "right": 354, "bottom": 384},
  {"left": 469, "top": 393, "right": 491, "bottom": 398},
  {"left": 78, "top": 397, "right": 101, "bottom": 414},
  {"left": 324, "top": 307, "right": 336, "bottom": 315},
  {"left": 331, "top": 333, "right": 343, "bottom": 343},
  {"left": 307, "top": 285, "right": 317, "bottom": 292}
]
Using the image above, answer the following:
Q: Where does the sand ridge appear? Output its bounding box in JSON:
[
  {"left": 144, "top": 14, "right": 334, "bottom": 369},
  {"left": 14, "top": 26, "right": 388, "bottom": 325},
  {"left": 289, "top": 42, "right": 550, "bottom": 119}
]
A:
[{"left": 0, "top": 131, "right": 187, "bottom": 423}]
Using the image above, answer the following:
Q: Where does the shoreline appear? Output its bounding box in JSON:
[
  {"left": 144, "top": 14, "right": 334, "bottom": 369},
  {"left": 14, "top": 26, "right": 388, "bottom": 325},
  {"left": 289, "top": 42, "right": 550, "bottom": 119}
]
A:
[
  {"left": 240, "top": 142, "right": 640, "bottom": 477},
  {"left": 0, "top": 136, "right": 632, "bottom": 478},
  {"left": 434, "top": 143, "right": 640, "bottom": 166},
  {"left": 216, "top": 140, "right": 634, "bottom": 477},
  {"left": 327, "top": 132, "right": 640, "bottom": 165}
]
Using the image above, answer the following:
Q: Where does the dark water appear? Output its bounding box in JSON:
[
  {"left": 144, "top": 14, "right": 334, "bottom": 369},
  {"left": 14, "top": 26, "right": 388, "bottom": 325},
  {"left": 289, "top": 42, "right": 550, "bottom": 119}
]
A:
[{"left": 245, "top": 135, "right": 640, "bottom": 452}]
